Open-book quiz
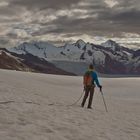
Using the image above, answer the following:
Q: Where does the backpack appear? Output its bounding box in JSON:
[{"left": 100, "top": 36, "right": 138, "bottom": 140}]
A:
[{"left": 83, "top": 71, "right": 93, "bottom": 86}]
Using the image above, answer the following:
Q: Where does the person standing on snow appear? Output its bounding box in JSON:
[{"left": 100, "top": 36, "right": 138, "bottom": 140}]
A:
[{"left": 81, "top": 64, "right": 102, "bottom": 109}]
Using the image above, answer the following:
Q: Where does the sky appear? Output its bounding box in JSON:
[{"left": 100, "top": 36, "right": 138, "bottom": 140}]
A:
[{"left": 0, "top": 0, "right": 140, "bottom": 48}]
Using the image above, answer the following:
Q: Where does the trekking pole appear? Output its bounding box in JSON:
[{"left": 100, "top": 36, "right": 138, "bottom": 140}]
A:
[
  {"left": 100, "top": 89, "right": 108, "bottom": 112},
  {"left": 68, "top": 89, "right": 84, "bottom": 106}
]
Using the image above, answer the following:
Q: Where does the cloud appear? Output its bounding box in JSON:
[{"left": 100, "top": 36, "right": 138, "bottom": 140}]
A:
[
  {"left": 9, "top": 0, "right": 82, "bottom": 10},
  {"left": 104, "top": 0, "right": 119, "bottom": 8},
  {"left": 0, "top": 1, "right": 9, "bottom": 7},
  {"left": 7, "top": 29, "right": 31, "bottom": 39},
  {"left": 0, "top": 0, "right": 140, "bottom": 48}
]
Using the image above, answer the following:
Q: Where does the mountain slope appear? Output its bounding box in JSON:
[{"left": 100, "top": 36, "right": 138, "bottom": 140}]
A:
[
  {"left": 0, "top": 50, "right": 33, "bottom": 71},
  {"left": 0, "top": 48, "right": 75, "bottom": 76},
  {"left": 7, "top": 40, "right": 140, "bottom": 75}
]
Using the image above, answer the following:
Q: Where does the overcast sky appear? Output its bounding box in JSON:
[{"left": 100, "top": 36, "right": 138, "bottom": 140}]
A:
[{"left": 0, "top": 0, "right": 140, "bottom": 48}]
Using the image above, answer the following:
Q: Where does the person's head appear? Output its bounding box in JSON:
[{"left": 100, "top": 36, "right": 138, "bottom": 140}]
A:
[{"left": 88, "top": 64, "right": 94, "bottom": 70}]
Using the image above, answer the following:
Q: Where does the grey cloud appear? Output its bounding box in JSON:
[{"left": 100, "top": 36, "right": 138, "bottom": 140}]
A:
[
  {"left": 0, "top": 38, "right": 10, "bottom": 45},
  {"left": 6, "top": 0, "right": 140, "bottom": 34},
  {"left": 6, "top": 32, "right": 22, "bottom": 39},
  {"left": 0, "top": 0, "right": 140, "bottom": 46},
  {"left": 111, "top": 9, "right": 140, "bottom": 23},
  {"left": 0, "top": 1, "right": 23, "bottom": 16},
  {"left": 30, "top": 0, "right": 140, "bottom": 37},
  {"left": 31, "top": 16, "right": 116, "bottom": 38},
  {"left": 9, "top": 0, "right": 82, "bottom": 10},
  {"left": 117, "top": 0, "right": 140, "bottom": 8}
]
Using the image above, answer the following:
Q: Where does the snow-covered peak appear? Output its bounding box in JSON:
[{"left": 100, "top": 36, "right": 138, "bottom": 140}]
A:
[
  {"left": 101, "top": 39, "right": 121, "bottom": 51},
  {"left": 75, "top": 39, "right": 86, "bottom": 48},
  {"left": 102, "top": 39, "right": 117, "bottom": 46},
  {"left": 8, "top": 41, "right": 61, "bottom": 59},
  {"left": 18, "top": 41, "right": 56, "bottom": 50}
]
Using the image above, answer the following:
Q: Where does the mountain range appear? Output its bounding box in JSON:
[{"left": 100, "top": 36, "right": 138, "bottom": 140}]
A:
[{"left": 0, "top": 39, "right": 140, "bottom": 75}]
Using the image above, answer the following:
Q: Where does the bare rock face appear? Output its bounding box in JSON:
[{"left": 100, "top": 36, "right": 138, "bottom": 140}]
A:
[
  {"left": 0, "top": 49, "right": 76, "bottom": 76},
  {"left": 0, "top": 51, "right": 32, "bottom": 71}
]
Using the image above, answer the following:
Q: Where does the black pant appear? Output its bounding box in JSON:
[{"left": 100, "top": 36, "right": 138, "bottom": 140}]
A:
[{"left": 81, "top": 85, "right": 95, "bottom": 108}]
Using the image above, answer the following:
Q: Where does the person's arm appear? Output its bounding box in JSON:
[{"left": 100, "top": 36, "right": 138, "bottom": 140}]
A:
[
  {"left": 93, "top": 72, "right": 100, "bottom": 86},
  {"left": 93, "top": 72, "right": 102, "bottom": 90}
]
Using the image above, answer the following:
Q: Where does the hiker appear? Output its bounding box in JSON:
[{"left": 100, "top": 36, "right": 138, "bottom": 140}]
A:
[{"left": 81, "top": 64, "right": 102, "bottom": 109}]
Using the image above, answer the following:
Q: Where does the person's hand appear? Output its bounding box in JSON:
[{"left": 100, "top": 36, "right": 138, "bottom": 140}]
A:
[{"left": 99, "top": 85, "right": 102, "bottom": 91}]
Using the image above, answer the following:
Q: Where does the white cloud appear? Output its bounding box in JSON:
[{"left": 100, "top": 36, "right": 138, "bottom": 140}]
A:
[
  {"left": 8, "top": 29, "right": 31, "bottom": 38},
  {"left": 122, "top": 32, "right": 140, "bottom": 38},
  {"left": 104, "top": 0, "right": 119, "bottom": 8},
  {"left": 56, "top": 9, "right": 89, "bottom": 19}
]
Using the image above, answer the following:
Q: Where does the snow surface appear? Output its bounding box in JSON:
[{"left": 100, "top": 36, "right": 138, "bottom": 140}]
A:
[
  {"left": 0, "top": 69, "right": 140, "bottom": 140},
  {"left": 101, "top": 40, "right": 120, "bottom": 51},
  {"left": 93, "top": 51, "right": 106, "bottom": 65}
]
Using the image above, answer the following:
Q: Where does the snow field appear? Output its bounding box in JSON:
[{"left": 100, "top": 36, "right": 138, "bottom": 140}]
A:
[{"left": 0, "top": 69, "right": 140, "bottom": 140}]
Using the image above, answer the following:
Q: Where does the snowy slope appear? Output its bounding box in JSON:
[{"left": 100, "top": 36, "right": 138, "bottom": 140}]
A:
[
  {"left": 8, "top": 40, "right": 106, "bottom": 64},
  {"left": 8, "top": 41, "right": 63, "bottom": 61},
  {"left": 101, "top": 39, "right": 122, "bottom": 51},
  {"left": 0, "top": 69, "right": 140, "bottom": 140}
]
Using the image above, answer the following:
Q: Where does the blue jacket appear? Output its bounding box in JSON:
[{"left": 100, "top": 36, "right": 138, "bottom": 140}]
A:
[{"left": 85, "top": 70, "right": 101, "bottom": 87}]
